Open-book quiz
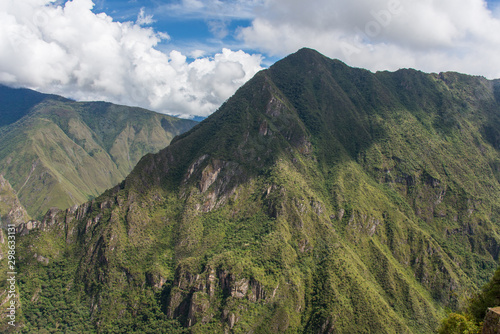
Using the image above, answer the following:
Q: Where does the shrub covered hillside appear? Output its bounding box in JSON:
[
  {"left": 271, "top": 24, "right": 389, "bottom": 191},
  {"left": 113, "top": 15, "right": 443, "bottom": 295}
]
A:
[
  {"left": 7, "top": 48, "right": 500, "bottom": 333},
  {"left": 0, "top": 87, "right": 197, "bottom": 220}
]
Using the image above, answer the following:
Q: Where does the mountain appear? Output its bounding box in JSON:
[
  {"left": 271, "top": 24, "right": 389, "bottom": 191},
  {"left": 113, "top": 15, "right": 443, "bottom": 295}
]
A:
[
  {"left": 191, "top": 116, "right": 208, "bottom": 122},
  {"left": 7, "top": 48, "right": 500, "bottom": 333},
  {"left": 0, "top": 84, "right": 65, "bottom": 128},
  {"left": 0, "top": 88, "right": 197, "bottom": 219}
]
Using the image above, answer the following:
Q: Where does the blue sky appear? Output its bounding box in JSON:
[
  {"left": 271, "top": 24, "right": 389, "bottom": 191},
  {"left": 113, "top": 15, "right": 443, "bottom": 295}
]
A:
[
  {"left": 92, "top": 0, "right": 274, "bottom": 63},
  {"left": 92, "top": 0, "right": 500, "bottom": 64},
  {"left": 488, "top": 0, "right": 500, "bottom": 8},
  {"left": 1, "top": 0, "right": 500, "bottom": 118}
]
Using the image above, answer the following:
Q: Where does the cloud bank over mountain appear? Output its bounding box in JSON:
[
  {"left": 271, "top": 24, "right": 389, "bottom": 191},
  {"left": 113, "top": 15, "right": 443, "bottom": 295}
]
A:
[
  {"left": 1, "top": 0, "right": 500, "bottom": 117},
  {"left": 240, "top": 0, "right": 500, "bottom": 78},
  {"left": 0, "top": 0, "right": 262, "bottom": 117}
]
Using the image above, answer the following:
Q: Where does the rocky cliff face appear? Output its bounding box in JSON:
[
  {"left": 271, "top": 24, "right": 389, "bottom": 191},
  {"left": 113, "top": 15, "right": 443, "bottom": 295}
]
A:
[
  {"left": 12, "top": 48, "right": 500, "bottom": 333},
  {"left": 0, "top": 174, "right": 30, "bottom": 227},
  {"left": 482, "top": 308, "right": 500, "bottom": 334}
]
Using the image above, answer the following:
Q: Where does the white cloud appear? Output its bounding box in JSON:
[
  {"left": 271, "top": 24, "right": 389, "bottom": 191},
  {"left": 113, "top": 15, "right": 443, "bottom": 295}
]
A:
[
  {"left": 207, "top": 19, "right": 230, "bottom": 39},
  {"left": 159, "top": 0, "right": 265, "bottom": 20},
  {"left": 0, "top": 0, "right": 263, "bottom": 117},
  {"left": 239, "top": 0, "right": 500, "bottom": 79},
  {"left": 136, "top": 7, "right": 155, "bottom": 26},
  {"left": 3, "top": 0, "right": 499, "bottom": 120}
]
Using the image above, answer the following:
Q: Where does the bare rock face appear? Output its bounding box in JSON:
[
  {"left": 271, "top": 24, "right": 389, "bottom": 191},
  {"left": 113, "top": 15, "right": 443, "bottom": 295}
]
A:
[
  {"left": 0, "top": 174, "right": 30, "bottom": 227},
  {"left": 482, "top": 307, "right": 500, "bottom": 334},
  {"left": 167, "top": 264, "right": 271, "bottom": 329},
  {"left": 33, "top": 253, "right": 50, "bottom": 265}
]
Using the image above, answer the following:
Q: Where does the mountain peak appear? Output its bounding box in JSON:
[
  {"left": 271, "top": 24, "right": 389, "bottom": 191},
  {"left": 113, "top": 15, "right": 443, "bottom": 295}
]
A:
[
  {"left": 276, "top": 47, "right": 350, "bottom": 69},
  {"left": 294, "top": 47, "right": 324, "bottom": 57}
]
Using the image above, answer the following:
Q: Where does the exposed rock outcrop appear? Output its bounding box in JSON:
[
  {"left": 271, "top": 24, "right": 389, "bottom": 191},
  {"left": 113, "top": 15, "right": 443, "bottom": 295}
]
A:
[
  {"left": 482, "top": 307, "right": 500, "bottom": 334},
  {"left": 167, "top": 264, "right": 271, "bottom": 328},
  {"left": 0, "top": 174, "right": 30, "bottom": 227}
]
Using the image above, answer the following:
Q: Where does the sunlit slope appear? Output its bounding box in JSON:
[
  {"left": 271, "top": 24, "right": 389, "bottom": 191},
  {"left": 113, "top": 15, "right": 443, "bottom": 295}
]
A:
[{"left": 0, "top": 96, "right": 196, "bottom": 219}]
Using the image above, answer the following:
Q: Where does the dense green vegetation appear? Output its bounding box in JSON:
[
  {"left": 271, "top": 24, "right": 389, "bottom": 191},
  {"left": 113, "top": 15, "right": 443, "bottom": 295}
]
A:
[
  {"left": 7, "top": 48, "right": 500, "bottom": 333},
  {"left": 437, "top": 313, "right": 480, "bottom": 334},
  {"left": 470, "top": 266, "right": 500, "bottom": 322},
  {"left": 18, "top": 258, "right": 93, "bottom": 333},
  {"left": 437, "top": 263, "right": 500, "bottom": 333},
  {"left": 0, "top": 95, "right": 197, "bottom": 219}
]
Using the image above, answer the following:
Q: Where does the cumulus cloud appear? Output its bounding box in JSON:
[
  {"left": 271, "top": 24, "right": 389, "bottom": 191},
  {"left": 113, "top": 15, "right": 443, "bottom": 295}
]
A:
[
  {"left": 0, "top": 0, "right": 263, "bottom": 117},
  {"left": 3, "top": 0, "right": 499, "bottom": 119},
  {"left": 239, "top": 0, "right": 500, "bottom": 79}
]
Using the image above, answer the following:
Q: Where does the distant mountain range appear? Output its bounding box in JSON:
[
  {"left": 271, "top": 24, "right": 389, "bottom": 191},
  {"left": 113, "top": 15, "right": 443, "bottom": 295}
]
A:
[
  {"left": 0, "top": 85, "right": 197, "bottom": 220},
  {"left": 4, "top": 48, "right": 500, "bottom": 333}
]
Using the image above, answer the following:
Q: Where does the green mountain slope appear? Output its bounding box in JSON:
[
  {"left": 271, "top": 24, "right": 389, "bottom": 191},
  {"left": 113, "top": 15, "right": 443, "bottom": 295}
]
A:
[
  {"left": 0, "top": 95, "right": 197, "bottom": 219},
  {"left": 9, "top": 48, "right": 500, "bottom": 333}
]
